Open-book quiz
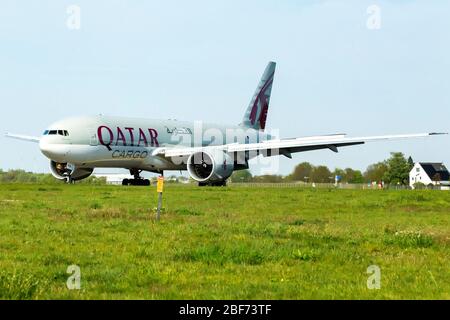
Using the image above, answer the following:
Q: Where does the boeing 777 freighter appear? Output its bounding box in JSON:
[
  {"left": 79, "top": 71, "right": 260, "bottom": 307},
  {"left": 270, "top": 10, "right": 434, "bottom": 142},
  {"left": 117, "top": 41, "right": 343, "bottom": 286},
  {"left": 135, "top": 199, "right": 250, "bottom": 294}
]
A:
[{"left": 5, "top": 62, "right": 446, "bottom": 186}]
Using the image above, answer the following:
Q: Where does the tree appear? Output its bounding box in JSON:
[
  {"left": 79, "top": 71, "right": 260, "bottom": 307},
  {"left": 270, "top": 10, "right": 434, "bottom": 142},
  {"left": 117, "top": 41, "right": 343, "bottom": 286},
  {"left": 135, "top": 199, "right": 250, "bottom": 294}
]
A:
[
  {"left": 432, "top": 173, "right": 441, "bottom": 183},
  {"left": 230, "top": 169, "right": 252, "bottom": 183},
  {"left": 364, "top": 162, "right": 388, "bottom": 183},
  {"left": 287, "top": 162, "right": 313, "bottom": 182},
  {"left": 332, "top": 168, "right": 345, "bottom": 182},
  {"left": 310, "top": 165, "right": 332, "bottom": 183},
  {"left": 0, "top": 169, "right": 106, "bottom": 184},
  {"left": 383, "top": 152, "right": 410, "bottom": 185},
  {"left": 344, "top": 168, "right": 364, "bottom": 184},
  {"left": 407, "top": 156, "right": 415, "bottom": 171},
  {"left": 341, "top": 168, "right": 361, "bottom": 183}
]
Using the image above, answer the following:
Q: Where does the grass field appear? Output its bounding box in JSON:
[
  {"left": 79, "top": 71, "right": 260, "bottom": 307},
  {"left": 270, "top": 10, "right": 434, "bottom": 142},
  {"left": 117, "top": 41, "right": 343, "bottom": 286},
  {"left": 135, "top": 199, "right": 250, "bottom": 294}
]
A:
[{"left": 0, "top": 183, "right": 448, "bottom": 299}]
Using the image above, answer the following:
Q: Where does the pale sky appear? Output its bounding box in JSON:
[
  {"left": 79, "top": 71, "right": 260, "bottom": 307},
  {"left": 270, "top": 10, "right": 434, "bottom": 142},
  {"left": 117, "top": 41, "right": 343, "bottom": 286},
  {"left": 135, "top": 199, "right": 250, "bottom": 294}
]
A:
[{"left": 0, "top": 0, "right": 449, "bottom": 176}]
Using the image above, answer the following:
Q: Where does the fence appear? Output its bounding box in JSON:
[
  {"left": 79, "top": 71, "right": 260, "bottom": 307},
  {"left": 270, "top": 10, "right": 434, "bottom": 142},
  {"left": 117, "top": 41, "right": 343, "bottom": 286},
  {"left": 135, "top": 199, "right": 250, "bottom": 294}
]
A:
[{"left": 228, "top": 182, "right": 412, "bottom": 190}]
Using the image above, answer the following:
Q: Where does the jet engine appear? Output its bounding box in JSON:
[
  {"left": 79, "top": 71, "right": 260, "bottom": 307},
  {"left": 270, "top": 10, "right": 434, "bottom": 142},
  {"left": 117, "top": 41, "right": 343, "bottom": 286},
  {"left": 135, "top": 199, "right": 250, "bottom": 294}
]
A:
[
  {"left": 50, "top": 161, "right": 93, "bottom": 182},
  {"left": 187, "top": 151, "right": 234, "bottom": 185}
]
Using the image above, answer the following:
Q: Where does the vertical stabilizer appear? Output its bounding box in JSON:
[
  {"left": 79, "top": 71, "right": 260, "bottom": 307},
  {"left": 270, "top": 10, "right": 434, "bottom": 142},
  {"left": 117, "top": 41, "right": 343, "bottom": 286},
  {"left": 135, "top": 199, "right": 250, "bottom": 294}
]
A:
[{"left": 240, "top": 61, "right": 276, "bottom": 131}]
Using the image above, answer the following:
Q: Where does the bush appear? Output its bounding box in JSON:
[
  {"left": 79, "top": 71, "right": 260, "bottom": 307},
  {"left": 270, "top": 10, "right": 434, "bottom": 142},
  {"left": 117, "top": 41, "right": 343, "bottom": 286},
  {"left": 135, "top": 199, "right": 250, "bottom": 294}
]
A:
[{"left": 413, "top": 182, "right": 426, "bottom": 190}]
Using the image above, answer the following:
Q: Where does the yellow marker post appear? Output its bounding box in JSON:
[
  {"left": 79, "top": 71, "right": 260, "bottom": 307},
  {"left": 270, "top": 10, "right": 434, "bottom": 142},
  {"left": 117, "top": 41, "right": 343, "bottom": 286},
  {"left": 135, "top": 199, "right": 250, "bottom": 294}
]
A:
[
  {"left": 156, "top": 175, "right": 164, "bottom": 221},
  {"left": 156, "top": 176, "right": 164, "bottom": 193}
]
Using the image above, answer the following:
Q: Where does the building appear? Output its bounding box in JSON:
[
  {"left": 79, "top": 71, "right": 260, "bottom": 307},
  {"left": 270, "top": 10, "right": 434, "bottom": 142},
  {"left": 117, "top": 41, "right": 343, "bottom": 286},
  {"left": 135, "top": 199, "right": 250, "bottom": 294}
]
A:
[
  {"left": 409, "top": 162, "right": 450, "bottom": 190},
  {"left": 93, "top": 173, "right": 134, "bottom": 185}
]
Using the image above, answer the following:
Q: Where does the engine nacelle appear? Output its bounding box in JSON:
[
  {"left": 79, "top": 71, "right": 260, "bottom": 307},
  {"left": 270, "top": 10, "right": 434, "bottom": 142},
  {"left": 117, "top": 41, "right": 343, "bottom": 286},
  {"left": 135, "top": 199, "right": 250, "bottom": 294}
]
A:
[
  {"left": 49, "top": 161, "right": 93, "bottom": 181},
  {"left": 187, "top": 151, "right": 234, "bottom": 184}
]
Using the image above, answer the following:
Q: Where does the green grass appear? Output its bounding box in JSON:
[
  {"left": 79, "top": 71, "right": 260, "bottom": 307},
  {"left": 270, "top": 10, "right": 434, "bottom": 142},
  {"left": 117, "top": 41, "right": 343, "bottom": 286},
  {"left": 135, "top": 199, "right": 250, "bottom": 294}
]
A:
[{"left": 0, "top": 184, "right": 448, "bottom": 299}]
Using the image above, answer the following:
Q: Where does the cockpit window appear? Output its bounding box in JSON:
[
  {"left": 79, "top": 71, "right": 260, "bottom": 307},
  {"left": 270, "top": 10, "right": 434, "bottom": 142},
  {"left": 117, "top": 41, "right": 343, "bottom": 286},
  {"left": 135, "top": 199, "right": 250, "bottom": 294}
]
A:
[{"left": 44, "top": 129, "right": 69, "bottom": 136}]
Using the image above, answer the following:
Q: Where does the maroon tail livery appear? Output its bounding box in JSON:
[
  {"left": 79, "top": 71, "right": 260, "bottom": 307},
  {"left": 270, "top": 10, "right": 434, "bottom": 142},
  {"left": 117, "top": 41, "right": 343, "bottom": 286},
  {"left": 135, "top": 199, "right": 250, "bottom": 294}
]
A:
[{"left": 241, "top": 61, "right": 276, "bottom": 131}]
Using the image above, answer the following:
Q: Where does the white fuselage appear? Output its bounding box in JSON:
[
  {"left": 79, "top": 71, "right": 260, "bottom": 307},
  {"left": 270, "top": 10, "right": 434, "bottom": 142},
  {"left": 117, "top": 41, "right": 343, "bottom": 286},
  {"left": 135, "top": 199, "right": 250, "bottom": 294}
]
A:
[{"left": 39, "top": 115, "right": 269, "bottom": 173}]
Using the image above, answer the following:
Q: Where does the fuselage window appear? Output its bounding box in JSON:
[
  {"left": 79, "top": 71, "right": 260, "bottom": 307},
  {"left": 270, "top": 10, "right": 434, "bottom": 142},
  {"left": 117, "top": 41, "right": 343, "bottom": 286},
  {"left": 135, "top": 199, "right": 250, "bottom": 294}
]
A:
[{"left": 49, "top": 130, "right": 57, "bottom": 135}]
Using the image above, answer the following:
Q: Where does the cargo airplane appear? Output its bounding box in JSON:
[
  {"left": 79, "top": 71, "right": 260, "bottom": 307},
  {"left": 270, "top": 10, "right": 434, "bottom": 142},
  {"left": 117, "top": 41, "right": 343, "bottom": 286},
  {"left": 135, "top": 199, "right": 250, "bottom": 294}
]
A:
[{"left": 5, "top": 62, "right": 446, "bottom": 186}]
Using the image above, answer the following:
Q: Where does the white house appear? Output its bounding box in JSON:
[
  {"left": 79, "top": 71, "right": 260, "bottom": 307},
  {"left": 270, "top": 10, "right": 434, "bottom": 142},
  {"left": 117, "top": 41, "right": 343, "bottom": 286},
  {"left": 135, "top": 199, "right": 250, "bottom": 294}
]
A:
[{"left": 409, "top": 162, "right": 450, "bottom": 190}]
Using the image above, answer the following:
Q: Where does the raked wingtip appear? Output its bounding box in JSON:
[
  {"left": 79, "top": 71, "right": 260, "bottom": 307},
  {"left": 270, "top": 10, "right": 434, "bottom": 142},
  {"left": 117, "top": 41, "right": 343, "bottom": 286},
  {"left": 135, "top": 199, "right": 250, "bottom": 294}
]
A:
[{"left": 429, "top": 132, "right": 448, "bottom": 136}]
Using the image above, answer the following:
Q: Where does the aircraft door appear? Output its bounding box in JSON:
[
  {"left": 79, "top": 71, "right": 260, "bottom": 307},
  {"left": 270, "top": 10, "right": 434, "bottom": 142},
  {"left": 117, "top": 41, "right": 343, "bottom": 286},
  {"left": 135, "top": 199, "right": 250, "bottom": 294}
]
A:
[{"left": 89, "top": 128, "right": 98, "bottom": 146}]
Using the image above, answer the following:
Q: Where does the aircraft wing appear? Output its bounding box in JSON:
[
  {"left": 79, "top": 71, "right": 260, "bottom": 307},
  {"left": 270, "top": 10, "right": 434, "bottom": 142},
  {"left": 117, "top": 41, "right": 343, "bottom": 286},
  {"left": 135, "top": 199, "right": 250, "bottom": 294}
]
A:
[
  {"left": 153, "top": 132, "right": 447, "bottom": 158},
  {"left": 5, "top": 133, "right": 40, "bottom": 143}
]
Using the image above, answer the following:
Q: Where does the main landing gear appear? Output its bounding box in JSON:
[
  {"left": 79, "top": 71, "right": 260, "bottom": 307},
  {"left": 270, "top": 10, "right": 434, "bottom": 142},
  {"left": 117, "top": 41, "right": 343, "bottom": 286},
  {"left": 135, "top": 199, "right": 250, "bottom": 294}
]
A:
[{"left": 122, "top": 169, "right": 151, "bottom": 186}]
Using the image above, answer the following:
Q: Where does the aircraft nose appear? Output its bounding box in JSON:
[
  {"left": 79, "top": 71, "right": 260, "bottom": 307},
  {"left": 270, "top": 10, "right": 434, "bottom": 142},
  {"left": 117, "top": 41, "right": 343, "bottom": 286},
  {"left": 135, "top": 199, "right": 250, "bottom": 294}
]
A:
[{"left": 39, "top": 140, "right": 70, "bottom": 162}]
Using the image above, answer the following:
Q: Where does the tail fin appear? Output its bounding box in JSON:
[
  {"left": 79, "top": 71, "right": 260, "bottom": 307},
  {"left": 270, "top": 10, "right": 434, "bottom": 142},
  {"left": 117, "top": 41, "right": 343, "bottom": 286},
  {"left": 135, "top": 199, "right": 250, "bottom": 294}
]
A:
[{"left": 240, "top": 61, "right": 276, "bottom": 131}]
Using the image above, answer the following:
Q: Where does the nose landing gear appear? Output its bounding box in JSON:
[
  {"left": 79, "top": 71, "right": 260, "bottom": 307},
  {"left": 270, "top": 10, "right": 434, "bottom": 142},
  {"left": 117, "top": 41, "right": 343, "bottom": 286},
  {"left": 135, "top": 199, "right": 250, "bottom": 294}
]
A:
[{"left": 122, "top": 169, "right": 151, "bottom": 186}]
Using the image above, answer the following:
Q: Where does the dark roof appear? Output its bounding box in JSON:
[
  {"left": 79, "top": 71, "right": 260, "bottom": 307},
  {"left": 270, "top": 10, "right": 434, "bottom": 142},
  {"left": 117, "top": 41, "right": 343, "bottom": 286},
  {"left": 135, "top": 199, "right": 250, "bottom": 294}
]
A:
[{"left": 419, "top": 163, "right": 450, "bottom": 181}]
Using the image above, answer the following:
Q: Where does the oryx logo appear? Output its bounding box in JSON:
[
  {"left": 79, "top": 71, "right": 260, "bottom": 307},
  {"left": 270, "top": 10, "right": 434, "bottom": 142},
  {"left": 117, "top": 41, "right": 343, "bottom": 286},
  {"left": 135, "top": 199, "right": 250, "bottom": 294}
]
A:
[{"left": 249, "top": 71, "right": 274, "bottom": 130}]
